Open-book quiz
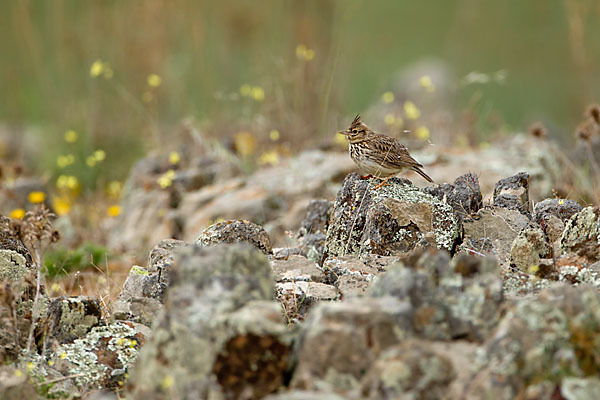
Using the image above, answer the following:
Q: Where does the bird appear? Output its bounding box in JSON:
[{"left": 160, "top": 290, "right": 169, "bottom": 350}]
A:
[{"left": 338, "top": 114, "right": 433, "bottom": 188}]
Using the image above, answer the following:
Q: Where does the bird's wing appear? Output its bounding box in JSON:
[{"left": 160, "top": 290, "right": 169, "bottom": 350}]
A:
[{"left": 370, "top": 134, "right": 423, "bottom": 167}]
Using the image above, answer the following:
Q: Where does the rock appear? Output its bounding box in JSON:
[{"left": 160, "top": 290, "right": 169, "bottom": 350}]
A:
[
  {"left": 129, "top": 244, "right": 291, "bottom": 400},
  {"left": 196, "top": 219, "right": 273, "bottom": 254},
  {"left": 560, "top": 207, "right": 600, "bottom": 263},
  {"left": 534, "top": 198, "right": 583, "bottom": 224},
  {"left": 322, "top": 255, "right": 401, "bottom": 297},
  {"left": 297, "top": 199, "right": 333, "bottom": 264},
  {"left": 369, "top": 250, "right": 503, "bottom": 342},
  {"left": 271, "top": 255, "right": 326, "bottom": 283},
  {"left": 146, "top": 238, "right": 188, "bottom": 274},
  {"left": 44, "top": 296, "right": 102, "bottom": 343},
  {"left": 509, "top": 225, "right": 551, "bottom": 273},
  {"left": 290, "top": 297, "right": 412, "bottom": 392},
  {"left": 85, "top": 390, "right": 119, "bottom": 400},
  {"left": 423, "top": 172, "right": 483, "bottom": 222},
  {"left": 53, "top": 321, "right": 150, "bottom": 392},
  {"left": 493, "top": 172, "right": 531, "bottom": 215},
  {"left": 461, "top": 206, "right": 530, "bottom": 264},
  {"left": 0, "top": 177, "right": 48, "bottom": 212},
  {"left": 561, "top": 377, "right": 600, "bottom": 400},
  {"left": 0, "top": 365, "right": 38, "bottom": 400},
  {"left": 264, "top": 391, "right": 347, "bottom": 400},
  {"left": 0, "top": 230, "right": 34, "bottom": 281},
  {"left": 277, "top": 281, "right": 339, "bottom": 323},
  {"left": 325, "top": 173, "right": 460, "bottom": 258},
  {"left": 359, "top": 340, "right": 456, "bottom": 400},
  {"left": 466, "top": 285, "right": 600, "bottom": 398}
]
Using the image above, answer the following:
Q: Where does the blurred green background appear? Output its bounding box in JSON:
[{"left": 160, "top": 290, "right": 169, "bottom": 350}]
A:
[{"left": 1, "top": 0, "right": 599, "bottom": 179}]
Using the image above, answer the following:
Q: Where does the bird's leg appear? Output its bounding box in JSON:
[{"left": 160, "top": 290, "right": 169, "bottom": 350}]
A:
[
  {"left": 360, "top": 174, "right": 374, "bottom": 180},
  {"left": 373, "top": 176, "right": 392, "bottom": 190}
]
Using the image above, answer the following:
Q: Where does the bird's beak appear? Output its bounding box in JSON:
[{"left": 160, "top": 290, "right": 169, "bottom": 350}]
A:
[{"left": 338, "top": 130, "right": 348, "bottom": 136}]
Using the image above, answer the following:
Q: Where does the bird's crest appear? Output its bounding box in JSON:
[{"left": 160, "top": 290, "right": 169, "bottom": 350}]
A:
[{"left": 351, "top": 114, "right": 362, "bottom": 128}]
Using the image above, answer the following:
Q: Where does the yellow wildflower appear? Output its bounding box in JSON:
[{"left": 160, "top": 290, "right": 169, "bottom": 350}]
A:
[
  {"left": 47, "top": 360, "right": 55, "bottom": 367},
  {"left": 94, "top": 149, "right": 106, "bottom": 162},
  {"left": 334, "top": 132, "right": 347, "bottom": 146},
  {"left": 147, "top": 74, "right": 162, "bottom": 88},
  {"left": 57, "top": 175, "right": 80, "bottom": 191},
  {"left": 384, "top": 114, "right": 396, "bottom": 126},
  {"left": 10, "top": 209, "right": 25, "bottom": 219},
  {"left": 51, "top": 283, "right": 61, "bottom": 293},
  {"left": 107, "top": 205, "right": 121, "bottom": 217},
  {"left": 14, "top": 369, "right": 22, "bottom": 377},
  {"left": 381, "top": 91, "right": 395, "bottom": 104},
  {"left": 28, "top": 191, "right": 45, "bottom": 204},
  {"left": 403, "top": 101, "right": 420, "bottom": 120},
  {"left": 528, "top": 265, "right": 539, "bottom": 274},
  {"left": 419, "top": 75, "right": 435, "bottom": 92},
  {"left": 106, "top": 181, "right": 122, "bottom": 199},
  {"left": 157, "top": 170, "right": 176, "bottom": 189},
  {"left": 26, "top": 362, "right": 34, "bottom": 371},
  {"left": 239, "top": 84, "right": 252, "bottom": 97},
  {"left": 234, "top": 132, "right": 257, "bottom": 157},
  {"left": 90, "top": 60, "right": 104, "bottom": 78},
  {"left": 59, "top": 353, "right": 67, "bottom": 359},
  {"left": 130, "top": 339, "right": 137, "bottom": 347},
  {"left": 258, "top": 151, "right": 279, "bottom": 166},
  {"left": 169, "top": 151, "right": 180, "bottom": 165},
  {"left": 558, "top": 199, "right": 564, "bottom": 205},
  {"left": 86, "top": 156, "right": 97, "bottom": 167},
  {"left": 56, "top": 154, "right": 75, "bottom": 169},
  {"left": 296, "top": 44, "right": 315, "bottom": 61},
  {"left": 161, "top": 375, "right": 175, "bottom": 390},
  {"left": 415, "top": 126, "right": 430, "bottom": 140},
  {"left": 52, "top": 195, "right": 72, "bottom": 216},
  {"left": 269, "top": 129, "right": 280, "bottom": 141},
  {"left": 251, "top": 86, "right": 265, "bottom": 101},
  {"left": 64, "top": 130, "right": 78, "bottom": 143}
]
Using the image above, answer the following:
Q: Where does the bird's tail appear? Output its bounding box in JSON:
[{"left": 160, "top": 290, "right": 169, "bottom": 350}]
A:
[{"left": 412, "top": 166, "right": 434, "bottom": 183}]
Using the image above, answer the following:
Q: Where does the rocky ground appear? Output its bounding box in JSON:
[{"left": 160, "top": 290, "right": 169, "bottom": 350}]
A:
[{"left": 2, "top": 131, "right": 600, "bottom": 399}]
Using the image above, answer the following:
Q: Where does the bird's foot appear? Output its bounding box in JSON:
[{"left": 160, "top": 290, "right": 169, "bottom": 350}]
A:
[
  {"left": 360, "top": 174, "right": 374, "bottom": 180},
  {"left": 373, "top": 177, "right": 391, "bottom": 190}
]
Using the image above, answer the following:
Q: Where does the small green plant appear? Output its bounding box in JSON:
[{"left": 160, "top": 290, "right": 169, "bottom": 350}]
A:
[{"left": 43, "top": 243, "right": 109, "bottom": 278}]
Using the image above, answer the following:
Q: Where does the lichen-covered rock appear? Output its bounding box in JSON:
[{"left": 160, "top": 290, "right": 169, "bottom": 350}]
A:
[
  {"left": 423, "top": 172, "right": 483, "bottom": 222},
  {"left": 264, "top": 391, "right": 347, "bottom": 400},
  {"left": 509, "top": 225, "right": 551, "bottom": 272},
  {"left": 129, "top": 244, "right": 290, "bottom": 400},
  {"left": 534, "top": 198, "right": 583, "bottom": 225},
  {"left": 359, "top": 340, "right": 456, "bottom": 400},
  {"left": 52, "top": 321, "right": 150, "bottom": 392},
  {"left": 466, "top": 284, "right": 600, "bottom": 398},
  {"left": 44, "top": 296, "right": 102, "bottom": 343},
  {"left": 369, "top": 251, "right": 503, "bottom": 342},
  {"left": 290, "top": 297, "right": 412, "bottom": 392},
  {"left": 325, "top": 173, "right": 459, "bottom": 258},
  {"left": 146, "top": 238, "right": 188, "bottom": 275},
  {"left": 560, "top": 207, "right": 600, "bottom": 263},
  {"left": 322, "top": 255, "right": 402, "bottom": 297},
  {"left": 196, "top": 219, "right": 273, "bottom": 254},
  {"left": 461, "top": 206, "right": 530, "bottom": 264},
  {"left": 0, "top": 365, "right": 38, "bottom": 400},
  {"left": 277, "top": 281, "right": 339, "bottom": 323},
  {"left": 271, "top": 255, "right": 325, "bottom": 283},
  {"left": 297, "top": 200, "right": 333, "bottom": 264},
  {"left": 493, "top": 172, "right": 531, "bottom": 215}
]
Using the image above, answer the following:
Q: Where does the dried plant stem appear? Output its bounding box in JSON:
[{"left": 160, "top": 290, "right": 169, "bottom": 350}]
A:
[{"left": 25, "top": 248, "right": 43, "bottom": 354}]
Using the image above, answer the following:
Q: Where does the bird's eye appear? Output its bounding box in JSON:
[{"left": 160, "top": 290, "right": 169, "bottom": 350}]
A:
[{"left": 352, "top": 129, "right": 358, "bottom": 134}]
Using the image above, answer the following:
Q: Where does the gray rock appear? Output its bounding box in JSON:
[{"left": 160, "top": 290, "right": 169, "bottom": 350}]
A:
[
  {"left": 322, "top": 255, "right": 401, "bottom": 297},
  {"left": 534, "top": 198, "right": 583, "bottom": 224},
  {"left": 277, "top": 281, "right": 339, "bottom": 323},
  {"left": 129, "top": 244, "right": 291, "bottom": 400},
  {"left": 509, "top": 225, "right": 551, "bottom": 273},
  {"left": 196, "top": 219, "right": 273, "bottom": 254},
  {"left": 466, "top": 284, "right": 600, "bottom": 398},
  {"left": 298, "top": 200, "right": 332, "bottom": 237},
  {"left": 360, "top": 340, "right": 456, "bottom": 400},
  {"left": 290, "top": 297, "right": 412, "bottom": 392},
  {"left": 561, "top": 377, "right": 600, "bottom": 400},
  {"left": 0, "top": 365, "right": 37, "bottom": 400},
  {"left": 264, "top": 391, "right": 348, "bottom": 400},
  {"left": 53, "top": 321, "right": 150, "bottom": 392},
  {"left": 44, "top": 296, "right": 102, "bottom": 343},
  {"left": 325, "top": 173, "right": 459, "bottom": 258},
  {"left": 493, "top": 172, "right": 531, "bottom": 215},
  {"left": 146, "top": 238, "right": 188, "bottom": 274},
  {"left": 369, "top": 251, "right": 503, "bottom": 342},
  {"left": 423, "top": 172, "right": 483, "bottom": 222},
  {"left": 560, "top": 207, "right": 600, "bottom": 263},
  {"left": 461, "top": 206, "right": 530, "bottom": 264},
  {"left": 271, "top": 255, "right": 326, "bottom": 283}
]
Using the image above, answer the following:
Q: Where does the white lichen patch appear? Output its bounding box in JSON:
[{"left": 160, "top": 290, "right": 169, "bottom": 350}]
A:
[
  {"left": 57, "top": 321, "right": 141, "bottom": 389},
  {"left": 0, "top": 249, "right": 29, "bottom": 281}
]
